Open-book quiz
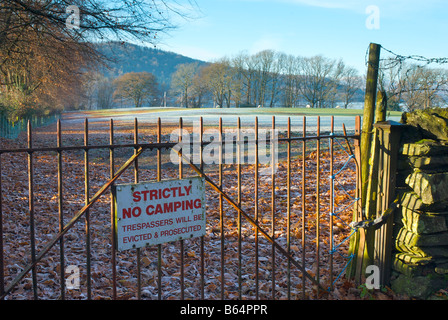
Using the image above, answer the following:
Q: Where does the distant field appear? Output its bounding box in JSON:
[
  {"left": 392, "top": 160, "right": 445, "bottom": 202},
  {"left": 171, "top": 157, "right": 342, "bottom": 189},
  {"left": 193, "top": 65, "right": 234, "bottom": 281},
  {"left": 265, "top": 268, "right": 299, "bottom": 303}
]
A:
[{"left": 64, "top": 106, "right": 403, "bottom": 118}]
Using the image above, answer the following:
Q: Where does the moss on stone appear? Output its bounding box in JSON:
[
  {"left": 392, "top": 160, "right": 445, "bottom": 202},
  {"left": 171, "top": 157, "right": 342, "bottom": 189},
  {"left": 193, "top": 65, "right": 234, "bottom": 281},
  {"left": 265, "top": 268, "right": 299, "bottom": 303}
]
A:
[{"left": 391, "top": 273, "right": 448, "bottom": 299}]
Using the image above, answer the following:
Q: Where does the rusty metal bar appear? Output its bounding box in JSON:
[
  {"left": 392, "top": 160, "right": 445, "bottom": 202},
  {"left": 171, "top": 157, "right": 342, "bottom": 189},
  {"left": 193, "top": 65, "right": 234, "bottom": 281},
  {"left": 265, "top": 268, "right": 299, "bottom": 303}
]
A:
[
  {"left": 271, "top": 116, "right": 276, "bottom": 299},
  {"left": 179, "top": 117, "right": 185, "bottom": 300},
  {"left": 342, "top": 123, "right": 354, "bottom": 156},
  {"left": 199, "top": 116, "right": 205, "bottom": 300},
  {"left": 301, "top": 116, "right": 306, "bottom": 299},
  {"left": 84, "top": 119, "right": 92, "bottom": 299},
  {"left": 27, "top": 121, "right": 38, "bottom": 299},
  {"left": 254, "top": 116, "right": 259, "bottom": 300},
  {"left": 157, "top": 117, "right": 162, "bottom": 181},
  {"left": 0, "top": 146, "right": 145, "bottom": 300},
  {"left": 349, "top": 116, "right": 364, "bottom": 281},
  {"left": 219, "top": 117, "right": 225, "bottom": 299},
  {"left": 286, "top": 117, "right": 291, "bottom": 299},
  {"left": 237, "top": 117, "right": 242, "bottom": 300},
  {"left": 57, "top": 120, "right": 66, "bottom": 299},
  {"left": 354, "top": 117, "right": 362, "bottom": 215},
  {"left": 0, "top": 134, "right": 358, "bottom": 155},
  {"left": 110, "top": 119, "right": 117, "bottom": 300},
  {"left": 316, "top": 116, "right": 321, "bottom": 295},
  {"left": 157, "top": 117, "right": 162, "bottom": 300},
  {"left": 134, "top": 118, "right": 139, "bottom": 183},
  {"left": 134, "top": 118, "right": 142, "bottom": 300},
  {"left": 329, "top": 116, "right": 334, "bottom": 291},
  {"left": 0, "top": 143, "right": 174, "bottom": 154},
  {"left": 0, "top": 152, "right": 3, "bottom": 299}
]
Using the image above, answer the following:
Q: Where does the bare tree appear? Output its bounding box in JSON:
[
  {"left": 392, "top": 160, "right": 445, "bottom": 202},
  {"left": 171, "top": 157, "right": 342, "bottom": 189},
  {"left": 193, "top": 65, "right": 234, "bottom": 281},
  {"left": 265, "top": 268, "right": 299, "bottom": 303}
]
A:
[
  {"left": 401, "top": 65, "right": 448, "bottom": 111},
  {"left": 298, "top": 55, "right": 339, "bottom": 108},
  {"left": 231, "top": 50, "right": 285, "bottom": 107},
  {"left": 191, "top": 50, "right": 364, "bottom": 110},
  {"left": 188, "top": 66, "right": 210, "bottom": 108},
  {"left": 378, "top": 61, "right": 405, "bottom": 110},
  {"left": 229, "top": 55, "right": 244, "bottom": 107},
  {"left": 0, "top": 0, "right": 196, "bottom": 116},
  {"left": 201, "top": 59, "right": 233, "bottom": 108},
  {"left": 253, "top": 50, "right": 275, "bottom": 107},
  {"left": 0, "top": 28, "right": 92, "bottom": 117},
  {"left": 232, "top": 51, "right": 258, "bottom": 106},
  {"left": 171, "top": 62, "right": 199, "bottom": 108},
  {"left": 268, "top": 51, "right": 284, "bottom": 107},
  {"left": 280, "top": 54, "right": 301, "bottom": 108},
  {"left": 113, "top": 72, "right": 158, "bottom": 108},
  {"left": 97, "top": 76, "right": 116, "bottom": 110},
  {"left": 339, "top": 64, "right": 363, "bottom": 108},
  {"left": 0, "top": 0, "right": 194, "bottom": 52},
  {"left": 81, "top": 72, "right": 102, "bottom": 110},
  {"left": 379, "top": 62, "right": 448, "bottom": 111}
]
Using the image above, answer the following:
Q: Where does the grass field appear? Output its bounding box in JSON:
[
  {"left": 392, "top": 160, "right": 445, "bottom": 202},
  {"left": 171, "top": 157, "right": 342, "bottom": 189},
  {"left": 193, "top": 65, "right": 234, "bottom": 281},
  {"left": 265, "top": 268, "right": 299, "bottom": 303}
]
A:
[{"left": 64, "top": 106, "right": 403, "bottom": 119}]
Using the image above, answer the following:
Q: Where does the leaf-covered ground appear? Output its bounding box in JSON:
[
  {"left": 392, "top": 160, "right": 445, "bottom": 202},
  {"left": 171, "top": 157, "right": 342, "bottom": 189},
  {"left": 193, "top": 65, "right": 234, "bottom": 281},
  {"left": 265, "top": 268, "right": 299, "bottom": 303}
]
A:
[{"left": 0, "top": 118, "right": 410, "bottom": 300}]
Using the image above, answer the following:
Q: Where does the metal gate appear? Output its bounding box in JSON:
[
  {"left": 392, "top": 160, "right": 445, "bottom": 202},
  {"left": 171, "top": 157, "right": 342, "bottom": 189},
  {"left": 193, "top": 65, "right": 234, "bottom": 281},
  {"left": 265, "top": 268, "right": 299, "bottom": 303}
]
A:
[{"left": 0, "top": 115, "right": 360, "bottom": 300}]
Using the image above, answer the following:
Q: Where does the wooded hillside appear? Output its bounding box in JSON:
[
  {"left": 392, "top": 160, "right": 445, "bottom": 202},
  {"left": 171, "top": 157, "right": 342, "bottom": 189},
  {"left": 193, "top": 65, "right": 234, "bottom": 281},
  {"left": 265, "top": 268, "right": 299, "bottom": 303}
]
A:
[{"left": 96, "top": 42, "right": 208, "bottom": 86}]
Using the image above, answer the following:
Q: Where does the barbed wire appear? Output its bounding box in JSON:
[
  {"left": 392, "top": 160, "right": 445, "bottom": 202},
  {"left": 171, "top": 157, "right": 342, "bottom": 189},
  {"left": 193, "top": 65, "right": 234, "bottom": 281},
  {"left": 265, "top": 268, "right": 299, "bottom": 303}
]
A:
[{"left": 365, "top": 44, "right": 448, "bottom": 71}]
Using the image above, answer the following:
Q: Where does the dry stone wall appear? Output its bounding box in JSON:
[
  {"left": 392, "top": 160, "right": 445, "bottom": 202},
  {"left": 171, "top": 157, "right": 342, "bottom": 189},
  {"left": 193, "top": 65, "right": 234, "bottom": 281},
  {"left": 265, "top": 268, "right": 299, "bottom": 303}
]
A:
[{"left": 391, "top": 109, "right": 448, "bottom": 298}]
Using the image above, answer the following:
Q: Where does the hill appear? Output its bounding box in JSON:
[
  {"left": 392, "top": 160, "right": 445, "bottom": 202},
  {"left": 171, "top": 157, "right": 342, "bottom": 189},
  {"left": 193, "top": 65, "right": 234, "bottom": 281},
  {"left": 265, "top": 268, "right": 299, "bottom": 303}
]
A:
[{"left": 95, "top": 42, "right": 208, "bottom": 86}]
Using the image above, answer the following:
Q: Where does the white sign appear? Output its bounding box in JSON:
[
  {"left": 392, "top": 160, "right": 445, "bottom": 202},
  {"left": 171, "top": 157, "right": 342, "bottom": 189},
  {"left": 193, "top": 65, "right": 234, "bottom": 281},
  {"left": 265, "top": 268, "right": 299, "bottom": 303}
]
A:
[{"left": 113, "top": 177, "right": 206, "bottom": 251}]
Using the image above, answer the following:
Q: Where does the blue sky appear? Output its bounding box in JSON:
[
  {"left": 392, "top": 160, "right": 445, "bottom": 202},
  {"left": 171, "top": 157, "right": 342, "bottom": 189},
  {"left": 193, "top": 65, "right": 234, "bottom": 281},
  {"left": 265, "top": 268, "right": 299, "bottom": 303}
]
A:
[{"left": 156, "top": 0, "right": 448, "bottom": 74}]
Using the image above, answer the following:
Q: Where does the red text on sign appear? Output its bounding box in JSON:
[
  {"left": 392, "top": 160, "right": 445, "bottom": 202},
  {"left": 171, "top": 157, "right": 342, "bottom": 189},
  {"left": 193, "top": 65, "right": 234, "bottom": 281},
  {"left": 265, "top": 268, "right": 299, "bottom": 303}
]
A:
[
  {"left": 132, "top": 185, "right": 192, "bottom": 202},
  {"left": 122, "top": 198, "right": 202, "bottom": 219}
]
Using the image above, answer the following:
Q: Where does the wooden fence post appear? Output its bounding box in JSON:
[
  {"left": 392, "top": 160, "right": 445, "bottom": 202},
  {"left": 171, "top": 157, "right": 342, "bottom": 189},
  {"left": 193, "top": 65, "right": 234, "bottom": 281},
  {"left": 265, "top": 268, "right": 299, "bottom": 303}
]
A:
[
  {"left": 373, "top": 121, "right": 402, "bottom": 286},
  {"left": 347, "top": 43, "right": 381, "bottom": 282},
  {"left": 360, "top": 43, "right": 381, "bottom": 274},
  {"left": 365, "top": 91, "right": 387, "bottom": 223},
  {"left": 361, "top": 90, "right": 388, "bottom": 275},
  {"left": 361, "top": 43, "right": 381, "bottom": 205}
]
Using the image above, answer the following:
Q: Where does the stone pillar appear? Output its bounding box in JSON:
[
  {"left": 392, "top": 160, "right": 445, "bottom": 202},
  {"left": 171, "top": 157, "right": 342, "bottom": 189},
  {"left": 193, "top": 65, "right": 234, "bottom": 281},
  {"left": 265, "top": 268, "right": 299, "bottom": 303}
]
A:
[{"left": 391, "top": 109, "right": 448, "bottom": 299}]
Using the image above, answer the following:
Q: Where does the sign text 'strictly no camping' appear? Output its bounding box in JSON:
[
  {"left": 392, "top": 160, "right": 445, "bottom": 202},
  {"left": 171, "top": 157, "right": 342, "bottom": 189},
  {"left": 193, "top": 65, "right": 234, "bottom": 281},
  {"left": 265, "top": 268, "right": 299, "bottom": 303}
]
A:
[{"left": 113, "top": 177, "right": 206, "bottom": 251}]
